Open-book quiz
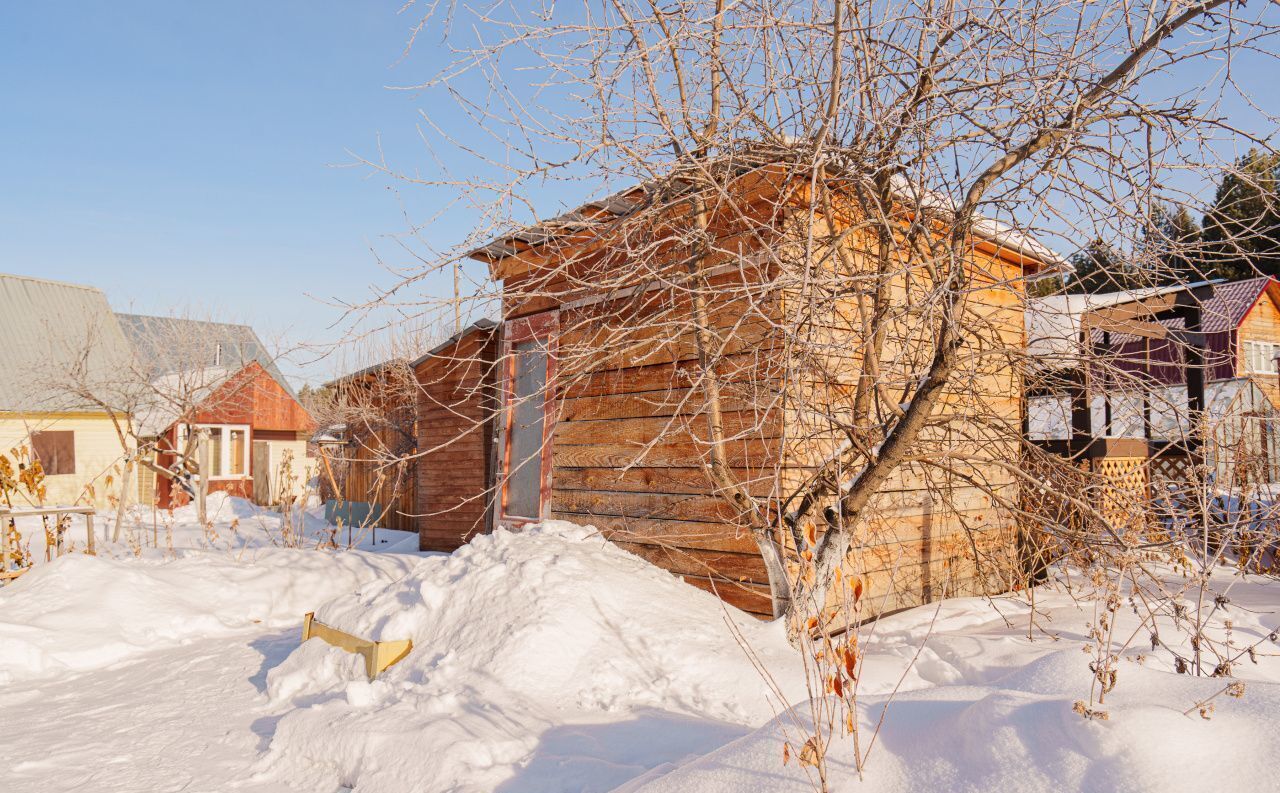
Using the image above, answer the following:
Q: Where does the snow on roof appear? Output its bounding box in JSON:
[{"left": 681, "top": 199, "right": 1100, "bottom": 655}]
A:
[
  {"left": 1027, "top": 277, "right": 1278, "bottom": 370},
  {"left": 1025, "top": 284, "right": 1194, "bottom": 365},
  {"left": 133, "top": 365, "right": 236, "bottom": 437}
]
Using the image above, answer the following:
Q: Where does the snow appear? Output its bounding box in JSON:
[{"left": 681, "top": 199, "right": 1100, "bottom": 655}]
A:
[
  {"left": 257, "top": 521, "right": 804, "bottom": 792},
  {"left": 3, "top": 501, "right": 1280, "bottom": 793}
]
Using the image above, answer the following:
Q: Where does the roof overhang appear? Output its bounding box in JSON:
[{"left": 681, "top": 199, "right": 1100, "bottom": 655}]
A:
[{"left": 467, "top": 161, "right": 1069, "bottom": 279}]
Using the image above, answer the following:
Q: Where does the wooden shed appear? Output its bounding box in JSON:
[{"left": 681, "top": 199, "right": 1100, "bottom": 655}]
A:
[{"left": 421, "top": 161, "right": 1061, "bottom": 622}]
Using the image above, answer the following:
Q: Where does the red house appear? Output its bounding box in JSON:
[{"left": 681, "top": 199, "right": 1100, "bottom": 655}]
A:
[
  {"left": 116, "top": 313, "right": 317, "bottom": 510},
  {"left": 151, "top": 361, "right": 316, "bottom": 508}
]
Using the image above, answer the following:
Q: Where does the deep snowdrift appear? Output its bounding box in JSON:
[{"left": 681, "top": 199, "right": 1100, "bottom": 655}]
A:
[
  {"left": 633, "top": 649, "right": 1280, "bottom": 793},
  {"left": 5, "top": 502, "right": 1280, "bottom": 793},
  {"left": 256, "top": 521, "right": 1280, "bottom": 793},
  {"left": 0, "top": 547, "right": 418, "bottom": 683},
  {"left": 258, "top": 521, "right": 805, "bottom": 793}
]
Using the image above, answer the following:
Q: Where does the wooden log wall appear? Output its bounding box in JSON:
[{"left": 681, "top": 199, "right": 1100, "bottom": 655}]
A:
[
  {"left": 780, "top": 241, "right": 1027, "bottom": 623},
  {"left": 507, "top": 261, "right": 787, "bottom": 616}
]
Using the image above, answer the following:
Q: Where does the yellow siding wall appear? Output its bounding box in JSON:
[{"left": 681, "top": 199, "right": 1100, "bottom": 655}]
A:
[
  {"left": 1237, "top": 289, "right": 1280, "bottom": 407},
  {"left": 0, "top": 413, "right": 135, "bottom": 508}
]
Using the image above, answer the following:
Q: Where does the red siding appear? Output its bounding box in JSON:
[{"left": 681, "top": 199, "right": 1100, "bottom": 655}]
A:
[{"left": 153, "top": 362, "right": 314, "bottom": 509}]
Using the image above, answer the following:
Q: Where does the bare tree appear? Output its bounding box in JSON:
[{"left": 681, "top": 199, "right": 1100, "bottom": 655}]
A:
[
  {"left": 35, "top": 310, "right": 273, "bottom": 538},
  {"left": 345, "top": 1, "right": 1280, "bottom": 783}
]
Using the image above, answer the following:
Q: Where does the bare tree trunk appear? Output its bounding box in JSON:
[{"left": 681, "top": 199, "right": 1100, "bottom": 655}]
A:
[
  {"left": 197, "top": 429, "right": 210, "bottom": 525},
  {"left": 112, "top": 459, "right": 134, "bottom": 543}
]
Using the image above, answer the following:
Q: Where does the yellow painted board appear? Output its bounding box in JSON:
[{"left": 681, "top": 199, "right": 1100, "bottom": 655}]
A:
[{"left": 301, "top": 612, "right": 414, "bottom": 681}]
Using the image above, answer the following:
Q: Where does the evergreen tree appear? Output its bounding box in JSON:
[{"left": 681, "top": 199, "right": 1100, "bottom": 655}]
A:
[
  {"left": 1146, "top": 203, "right": 1204, "bottom": 285},
  {"left": 1066, "top": 238, "right": 1137, "bottom": 294},
  {"left": 1202, "top": 149, "right": 1280, "bottom": 279},
  {"left": 1026, "top": 273, "right": 1065, "bottom": 298}
]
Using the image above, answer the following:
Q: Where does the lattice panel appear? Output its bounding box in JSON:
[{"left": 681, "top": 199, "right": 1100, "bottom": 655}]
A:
[
  {"left": 1093, "top": 456, "right": 1148, "bottom": 535},
  {"left": 1150, "top": 454, "right": 1194, "bottom": 498}
]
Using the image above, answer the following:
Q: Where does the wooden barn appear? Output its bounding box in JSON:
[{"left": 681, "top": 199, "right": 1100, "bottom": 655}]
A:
[{"left": 415, "top": 161, "right": 1063, "bottom": 621}]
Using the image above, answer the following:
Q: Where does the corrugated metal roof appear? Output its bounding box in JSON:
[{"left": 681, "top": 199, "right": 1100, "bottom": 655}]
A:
[
  {"left": 1199, "top": 276, "right": 1272, "bottom": 332},
  {"left": 115, "top": 314, "right": 298, "bottom": 400},
  {"left": 0, "top": 274, "right": 137, "bottom": 412},
  {"left": 326, "top": 319, "right": 499, "bottom": 388}
]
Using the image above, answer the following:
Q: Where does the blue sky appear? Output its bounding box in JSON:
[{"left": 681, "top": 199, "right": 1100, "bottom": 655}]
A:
[
  {"left": 3, "top": 3, "right": 1277, "bottom": 386},
  {"left": 0, "top": 2, "right": 477, "bottom": 385}
]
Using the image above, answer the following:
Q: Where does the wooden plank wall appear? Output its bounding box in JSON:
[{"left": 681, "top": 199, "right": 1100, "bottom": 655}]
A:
[
  {"left": 416, "top": 327, "right": 500, "bottom": 552},
  {"left": 783, "top": 242, "right": 1027, "bottom": 621},
  {"left": 331, "top": 436, "right": 418, "bottom": 534},
  {"left": 513, "top": 264, "right": 787, "bottom": 616},
  {"left": 496, "top": 196, "right": 1030, "bottom": 621}
]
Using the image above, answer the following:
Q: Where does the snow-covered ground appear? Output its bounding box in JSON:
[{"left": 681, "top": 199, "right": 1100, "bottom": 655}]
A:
[{"left": 2, "top": 499, "right": 1278, "bottom": 792}]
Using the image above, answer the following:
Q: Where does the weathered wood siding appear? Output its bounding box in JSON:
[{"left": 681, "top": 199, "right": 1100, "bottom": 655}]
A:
[
  {"left": 416, "top": 326, "right": 500, "bottom": 552},
  {"left": 156, "top": 362, "right": 316, "bottom": 509},
  {"left": 490, "top": 176, "right": 1036, "bottom": 620},
  {"left": 780, "top": 238, "right": 1026, "bottom": 622}
]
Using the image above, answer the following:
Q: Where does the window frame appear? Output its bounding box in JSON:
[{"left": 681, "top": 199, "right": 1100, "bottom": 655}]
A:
[
  {"left": 496, "top": 311, "right": 559, "bottom": 528},
  {"left": 30, "top": 430, "right": 76, "bottom": 476},
  {"left": 178, "top": 423, "right": 252, "bottom": 481},
  {"left": 1243, "top": 339, "right": 1280, "bottom": 375}
]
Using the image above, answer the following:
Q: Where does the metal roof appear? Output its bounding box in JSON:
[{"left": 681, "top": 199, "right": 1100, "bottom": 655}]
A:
[
  {"left": 0, "top": 274, "right": 137, "bottom": 413},
  {"left": 1025, "top": 283, "right": 1203, "bottom": 364},
  {"left": 115, "top": 314, "right": 298, "bottom": 401},
  {"left": 1196, "top": 276, "right": 1274, "bottom": 333},
  {"left": 326, "top": 319, "right": 499, "bottom": 388}
]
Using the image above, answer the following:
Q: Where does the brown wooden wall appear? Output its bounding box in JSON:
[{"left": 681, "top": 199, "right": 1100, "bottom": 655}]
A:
[
  {"left": 784, "top": 248, "right": 1027, "bottom": 621},
  {"left": 542, "top": 269, "right": 784, "bottom": 616},
  {"left": 323, "top": 437, "right": 418, "bottom": 534},
  {"left": 416, "top": 326, "right": 500, "bottom": 552},
  {"left": 486, "top": 174, "right": 1036, "bottom": 621},
  {"left": 155, "top": 362, "right": 316, "bottom": 510},
  {"left": 190, "top": 362, "right": 315, "bottom": 433}
]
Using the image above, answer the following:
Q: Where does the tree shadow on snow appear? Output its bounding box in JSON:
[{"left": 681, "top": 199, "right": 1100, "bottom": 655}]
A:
[{"left": 494, "top": 708, "right": 749, "bottom": 793}]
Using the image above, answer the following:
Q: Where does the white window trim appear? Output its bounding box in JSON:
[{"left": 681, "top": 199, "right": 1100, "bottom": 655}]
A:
[
  {"left": 178, "top": 423, "right": 251, "bottom": 480},
  {"left": 1243, "top": 340, "right": 1280, "bottom": 375}
]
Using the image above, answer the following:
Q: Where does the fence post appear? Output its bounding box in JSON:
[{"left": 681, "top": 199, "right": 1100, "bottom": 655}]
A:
[
  {"left": 1, "top": 510, "right": 9, "bottom": 574},
  {"left": 86, "top": 511, "right": 96, "bottom": 555}
]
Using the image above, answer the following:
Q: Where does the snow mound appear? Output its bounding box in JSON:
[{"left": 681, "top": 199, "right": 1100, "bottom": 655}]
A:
[
  {"left": 0, "top": 548, "right": 418, "bottom": 684},
  {"left": 633, "top": 655, "right": 1280, "bottom": 793},
  {"left": 258, "top": 521, "right": 801, "bottom": 793}
]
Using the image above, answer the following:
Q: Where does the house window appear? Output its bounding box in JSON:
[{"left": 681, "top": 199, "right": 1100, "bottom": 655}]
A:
[
  {"left": 499, "top": 312, "right": 558, "bottom": 525},
  {"left": 179, "top": 424, "right": 251, "bottom": 480},
  {"left": 31, "top": 430, "right": 75, "bottom": 476},
  {"left": 1243, "top": 340, "right": 1280, "bottom": 374}
]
